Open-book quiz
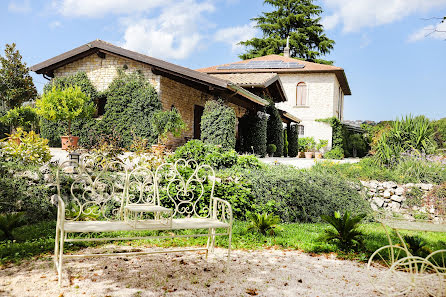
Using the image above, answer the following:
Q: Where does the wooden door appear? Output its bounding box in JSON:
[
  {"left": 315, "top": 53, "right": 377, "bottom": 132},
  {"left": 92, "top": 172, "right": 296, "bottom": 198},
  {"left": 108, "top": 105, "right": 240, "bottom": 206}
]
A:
[{"left": 193, "top": 105, "right": 204, "bottom": 139}]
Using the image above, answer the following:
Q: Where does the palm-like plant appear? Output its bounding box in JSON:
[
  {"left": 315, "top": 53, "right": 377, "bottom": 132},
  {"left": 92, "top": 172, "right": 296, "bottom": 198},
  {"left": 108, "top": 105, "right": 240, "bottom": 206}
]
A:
[
  {"left": 321, "top": 211, "right": 366, "bottom": 251},
  {"left": 247, "top": 212, "right": 282, "bottom": 236},
  {"left": 0, "top": 212, "right": 26, "bottom": 241}
]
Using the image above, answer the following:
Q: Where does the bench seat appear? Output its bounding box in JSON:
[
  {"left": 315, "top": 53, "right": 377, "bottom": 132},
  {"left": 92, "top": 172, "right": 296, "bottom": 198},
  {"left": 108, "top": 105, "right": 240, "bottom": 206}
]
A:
[{"left": 63, "top": 218, "right": 230, "bottom": 233}]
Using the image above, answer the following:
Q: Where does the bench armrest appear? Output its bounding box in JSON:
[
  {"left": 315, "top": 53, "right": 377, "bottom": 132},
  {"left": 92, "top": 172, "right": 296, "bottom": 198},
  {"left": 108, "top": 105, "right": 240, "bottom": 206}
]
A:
[
  {"left": 212, "top": 197, "right": 233, "bottom": 225},
  {"left": 56, "top": 195, "right": 66, "bottom": 224}
]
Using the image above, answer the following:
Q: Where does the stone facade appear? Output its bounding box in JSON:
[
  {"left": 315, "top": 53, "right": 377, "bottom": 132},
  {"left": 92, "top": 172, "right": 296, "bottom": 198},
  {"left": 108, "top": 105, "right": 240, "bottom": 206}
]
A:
[
  {"left": 276, "top": 72, "right": 343, "bottom": 149},
  {"left": 53, "top": 53, "right": 160, "bottom": 92},
  {"left": 52, "top": 52, "right": 246, "bottom": 148}
]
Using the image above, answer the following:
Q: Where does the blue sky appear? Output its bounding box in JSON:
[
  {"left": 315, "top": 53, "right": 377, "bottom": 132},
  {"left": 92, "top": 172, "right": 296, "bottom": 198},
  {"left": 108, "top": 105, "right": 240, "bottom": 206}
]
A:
[{"left": 1, "top": 0, "right": 445, "bottom": 122}]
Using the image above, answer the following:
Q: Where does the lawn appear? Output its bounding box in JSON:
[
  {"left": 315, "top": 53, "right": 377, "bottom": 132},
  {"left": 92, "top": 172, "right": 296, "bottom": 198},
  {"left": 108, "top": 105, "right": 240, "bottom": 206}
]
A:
[{"left": 3, "top": 220, "right": 446, "bottom": 265}]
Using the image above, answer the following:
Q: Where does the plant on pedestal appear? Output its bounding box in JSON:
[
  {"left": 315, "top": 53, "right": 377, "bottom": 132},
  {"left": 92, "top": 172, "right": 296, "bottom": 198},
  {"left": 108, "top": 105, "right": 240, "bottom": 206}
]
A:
[
  {"left": 315, "top": 139, "right": 329, "bottom": 159},
  {"left": 36, "top": 85, "right": 95, "bottom": 149}
]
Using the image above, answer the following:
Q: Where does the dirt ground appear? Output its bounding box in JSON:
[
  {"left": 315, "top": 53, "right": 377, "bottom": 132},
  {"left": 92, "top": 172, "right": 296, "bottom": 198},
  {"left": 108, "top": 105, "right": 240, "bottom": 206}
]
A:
[{"left": 0, "top": 246, "right": 435, "bottom": 297}]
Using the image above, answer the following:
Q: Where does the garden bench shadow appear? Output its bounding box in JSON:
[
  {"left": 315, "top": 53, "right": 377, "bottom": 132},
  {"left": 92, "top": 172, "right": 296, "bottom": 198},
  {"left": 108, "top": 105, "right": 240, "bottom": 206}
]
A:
[{"left": 54, "top": 157, "right": 233, "bottom": 287}]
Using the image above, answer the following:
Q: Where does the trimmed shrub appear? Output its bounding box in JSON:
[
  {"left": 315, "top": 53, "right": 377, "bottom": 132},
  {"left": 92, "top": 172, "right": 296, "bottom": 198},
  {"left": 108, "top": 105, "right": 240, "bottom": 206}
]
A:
[
  {"left": 267, "top": 144, "right": 277, "bottom": 155},
  {"left": 288, "top": 124, "right": 298, "bottom": 157},
  {"left": 283, "top": 128, "right": 288, "bottom": 157},
  {"left": 200, "top": 100, "right": 236, "bottom": 150},
  {"left": 433, "top": 118, "right": 446, "bottom": 148},
  {"left": 0, "top": 105, "right": 39, "bottom": 133},
  {"left": 237, "top": 165, "right": 371, "bottom": 223},
  {"left": 238, "top": 110, "right": 267, "bottom": 157},
  {"left": 101, "top": 71, "right": 162, "bottom": 148},
  {"left": 266, "top": 101, "right": 284, "bottom": 156}
]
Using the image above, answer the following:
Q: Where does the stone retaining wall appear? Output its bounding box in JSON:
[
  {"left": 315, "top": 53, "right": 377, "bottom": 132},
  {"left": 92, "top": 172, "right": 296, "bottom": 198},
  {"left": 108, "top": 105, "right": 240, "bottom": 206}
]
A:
[{"left": 361, "top": 180, "right": 434, "bottom": 212}]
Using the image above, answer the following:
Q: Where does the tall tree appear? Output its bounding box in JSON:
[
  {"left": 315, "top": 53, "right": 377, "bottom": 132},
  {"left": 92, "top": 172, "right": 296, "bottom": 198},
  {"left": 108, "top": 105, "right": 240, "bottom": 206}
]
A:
[
  {"left": 0, "top": 43, "right": 37, "bottom": 111},
  {"left": 239, "top": 0, "right": 335, "bottom": 64}
]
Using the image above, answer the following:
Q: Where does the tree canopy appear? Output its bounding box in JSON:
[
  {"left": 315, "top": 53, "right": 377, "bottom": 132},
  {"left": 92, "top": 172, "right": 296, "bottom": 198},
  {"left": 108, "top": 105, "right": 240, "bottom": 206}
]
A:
[
  {"left": 0, "top": 43, "right": 37, "bottom": 111},
  {"left": 239, "top": 0, "right": 335, "bottom": 64}
]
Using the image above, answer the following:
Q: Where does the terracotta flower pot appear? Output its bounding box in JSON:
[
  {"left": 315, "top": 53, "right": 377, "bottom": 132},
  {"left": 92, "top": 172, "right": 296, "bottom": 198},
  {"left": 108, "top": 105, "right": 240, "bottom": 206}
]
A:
[
  {"left": 151, "top": 144, "right": 166, "bottom": 155},
  {"left": 315, "top": 152, "right": 323, "bottom": 159},
  {"left": 61, "top": 135, "right": 79, "bottom": 150},
  {"left": 298, "top": 152, "right": 305, "bottom": 158},
  {"left": 304, "top": 152, "right": 314, "bottom": 159}
]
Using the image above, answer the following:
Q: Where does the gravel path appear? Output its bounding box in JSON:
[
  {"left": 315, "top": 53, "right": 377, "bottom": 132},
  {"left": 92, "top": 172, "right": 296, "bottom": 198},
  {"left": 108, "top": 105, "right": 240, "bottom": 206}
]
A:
[{"left": 0, "top": 246, "right": 434, "bottom": 297}]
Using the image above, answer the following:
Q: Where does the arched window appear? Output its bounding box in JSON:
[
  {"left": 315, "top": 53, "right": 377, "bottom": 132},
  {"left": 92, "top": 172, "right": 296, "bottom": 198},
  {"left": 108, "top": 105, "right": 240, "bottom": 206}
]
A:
[{"left": 296, "top": 82, "right": 307, "bottom": 106}]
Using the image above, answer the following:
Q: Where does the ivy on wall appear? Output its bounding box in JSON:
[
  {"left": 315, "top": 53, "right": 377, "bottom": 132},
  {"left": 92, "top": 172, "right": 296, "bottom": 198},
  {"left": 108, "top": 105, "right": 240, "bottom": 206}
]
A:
[{"left": 200, "top": 99, "right": 236, "bottom": 150}]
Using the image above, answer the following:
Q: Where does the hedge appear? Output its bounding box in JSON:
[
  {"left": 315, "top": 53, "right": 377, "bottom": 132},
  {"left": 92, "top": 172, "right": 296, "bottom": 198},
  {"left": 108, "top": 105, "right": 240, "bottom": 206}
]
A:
[
  {"left": 238, "top": 110, "right": 267, "bottom": 157},
  {"left": 266, "top": 101, "right": 284, "bottom": 157},
  {"left": 288, "top": 124, "right": 299, "bottom": 157}
]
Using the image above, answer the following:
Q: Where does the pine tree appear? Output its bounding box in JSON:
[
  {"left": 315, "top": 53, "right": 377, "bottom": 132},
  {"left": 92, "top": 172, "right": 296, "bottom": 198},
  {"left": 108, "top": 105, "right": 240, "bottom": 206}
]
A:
[
  {"left": 0, "top": 43, "right": 37, "bottom": 111},
  {"left": 239, "top": 0, "right": 335, "bottom": 64}
]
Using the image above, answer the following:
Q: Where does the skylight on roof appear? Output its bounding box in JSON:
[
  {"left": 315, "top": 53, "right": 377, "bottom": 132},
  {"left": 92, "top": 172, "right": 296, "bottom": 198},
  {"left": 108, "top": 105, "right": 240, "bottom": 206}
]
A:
[{"left": 216, "top": 60, "right": 304, "bottom": 70}]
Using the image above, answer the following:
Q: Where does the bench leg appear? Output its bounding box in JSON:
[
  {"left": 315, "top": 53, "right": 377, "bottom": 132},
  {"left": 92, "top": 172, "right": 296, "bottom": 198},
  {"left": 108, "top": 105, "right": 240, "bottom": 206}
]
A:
[
  {"left": 57, "top": 230, "right": 65, "bottom": 287},
  {"left": 205, "top": 228, "right": 211, "bottom": 260},
  {"left": 54, "top": 224, "right": 60, "bottom": 271},
  {"left": 226, "top": 227, "right": 232, "bottom": 272},
  {"left": 210, "top": 228, "right": 216, "bottom": 253}
]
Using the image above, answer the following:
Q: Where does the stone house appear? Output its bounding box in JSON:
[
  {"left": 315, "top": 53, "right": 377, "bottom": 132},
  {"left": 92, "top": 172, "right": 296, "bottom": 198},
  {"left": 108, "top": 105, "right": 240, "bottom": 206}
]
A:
[
  {"left": 197, "top": 49, "right": 351, "bottom": 149},
  {"left": 31, "top": 40, "right": 299, "bottom": 148}
]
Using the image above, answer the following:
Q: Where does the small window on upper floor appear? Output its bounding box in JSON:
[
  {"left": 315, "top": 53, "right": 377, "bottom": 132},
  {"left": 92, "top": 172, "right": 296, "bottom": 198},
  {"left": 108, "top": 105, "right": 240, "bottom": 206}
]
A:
[
  {"left": 297, "top": 125, "right": 304, "bottom": 136},
  {"left": 296, "top": 82, "right": 307, "bottom": 106}
]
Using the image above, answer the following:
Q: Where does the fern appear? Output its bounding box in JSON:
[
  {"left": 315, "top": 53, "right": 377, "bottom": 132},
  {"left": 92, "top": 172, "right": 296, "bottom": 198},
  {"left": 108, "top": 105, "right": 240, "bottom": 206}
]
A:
[
  {"left": 321, "top": 211, "right": 366, "bottom": 251},
  {"left": 247, "top": 212, "right": 282, "bottom": 236}
]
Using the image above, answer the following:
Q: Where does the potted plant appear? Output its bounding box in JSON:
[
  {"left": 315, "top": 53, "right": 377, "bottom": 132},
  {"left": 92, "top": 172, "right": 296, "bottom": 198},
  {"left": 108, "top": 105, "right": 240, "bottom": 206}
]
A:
[
  {"left": 151, "top": 108, "right": 186, "bottom": 154},
  {"left": 36, "top": 85, "right": 94, "bottom": 150},
  {"left": 303, "top": 137, "right": 316, "bottom": 159},
  {"left": 267, "top": 144, "right": 277, "bottom": 157},
  {"left": 315, "top": 139, "right": 328, "bottom": 159},
  {"left": 0, "top": 106, "right": 39, "bottom": 144},
  {"left": 297, "top": 138, "right": 306, "bottom": 158}
]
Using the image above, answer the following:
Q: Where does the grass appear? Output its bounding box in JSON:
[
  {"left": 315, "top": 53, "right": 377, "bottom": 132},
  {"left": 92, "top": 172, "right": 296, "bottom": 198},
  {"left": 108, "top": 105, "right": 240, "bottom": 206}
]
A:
[{"left": 2, "top": 220, "right": 446, "bottom": 265}]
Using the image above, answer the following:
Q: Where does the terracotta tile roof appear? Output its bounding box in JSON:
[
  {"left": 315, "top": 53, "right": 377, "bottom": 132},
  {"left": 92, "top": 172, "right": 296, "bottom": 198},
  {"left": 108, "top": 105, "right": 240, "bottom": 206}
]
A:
[
  {"left": 196, "top": 54, "right": 351, "bottom": 95},
  {"left": 210, "top": 73, "right": 279, "bottom": 87}
]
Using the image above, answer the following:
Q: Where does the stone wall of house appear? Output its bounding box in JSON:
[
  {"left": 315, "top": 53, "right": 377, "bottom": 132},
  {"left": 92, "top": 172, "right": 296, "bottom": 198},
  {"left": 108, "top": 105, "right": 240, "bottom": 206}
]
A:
[
  {"left": 53, "top": 53, "right": 161, "bottom": 92},
  {"left": 275, "top": 72, "right": 338, "bottom": 149},
  {"left": 159, "top": 76, "right": 247, "bottom": 148},
  {"left": 361, "top": 180, "right": 434, "bottom": 213}
]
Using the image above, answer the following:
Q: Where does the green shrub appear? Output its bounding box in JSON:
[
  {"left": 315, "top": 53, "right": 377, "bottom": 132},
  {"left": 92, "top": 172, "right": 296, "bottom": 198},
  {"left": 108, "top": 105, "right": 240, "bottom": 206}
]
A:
[
  {"left": 236, "top": 154, "right": 263, "bottom": 169},
  {"left": 283, "top": 128, "right": 288, "bottom": 157},
  {"left": 393, "top": 155, "right": 446, "bottom": 184},
  {"left": 404, "top": 187, "right": 424, "bottom": 208},
  {"left": 247, "top": 212, "right": 282, "bottom": 236},
  {"left": 239, "top": 165, "right": 371, "bottom": 223},
  {"left": 324, "top": 146, "right": 344, "bottom": 159},
  {"left": 425, "top": 183, "right": 446, "bottom": 215},
  {"left": 373, "top": 115, "right": 436, "bottom": 165},
  {"left": 0, "top": 162, "right": 58, "bottom": 223},
  {"left": 0, "top": 106, "right": 39, "bottom": 132},
  {"left": 266, "top": 101, "right": 284, "bottom": 156},
  {"left": 102, "top": 71, "right": 162, "bottom": 149},
  {"left": 267, "top": 144, "right": 277, "bottom": 155},
  {"left": 321, "top": 211, "right": 366, "bottom": 251},
  {"left": 1, "top": 128, "right": 51, "bottom": 165},
  {"left": 433, "top": 118, "right": 446, "bottom": 148},
  {"left": 288, "top": 124, "right": 298, "bottom": 157},
  {"left": 238, "top": 111, "right": 267, "bottom": 157},
  {"left": 200, "top": 99, "right": 236, "bottom": 150},
  {"left": 151, "top": 108, "right": 186, "bottom": 144},
  {"left": 0, "top": 212, "right": 26, "bottom": 241},
  {"left": 299, "top": 137, "right": 316, "bottom": 152},
  {"left": 347, "top": 133, "right": 368, "bottom": 157}
]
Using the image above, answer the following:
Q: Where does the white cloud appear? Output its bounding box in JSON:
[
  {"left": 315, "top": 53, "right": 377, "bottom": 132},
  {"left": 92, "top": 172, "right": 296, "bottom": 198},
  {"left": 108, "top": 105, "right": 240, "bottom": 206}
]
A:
[
  {"left": 408, "top": 21, "right": 446, "bottom": 42},
  {"left": 121, "top": 1, "right": 215, "bottom": 60},
  {"left": 49, "top": 21, "right": 62, "bottom": 29},
  {"left": 321, "top": 0, "right": 446, "bottom": 32},
  {"left": 8, "top": 0, "right": 31, "bottom": 13},
  {"left": 214, "top": 22, "right": 258, "bottom": 52},
  {"left": 54, "top": 0, "right": 167, "bottom": 18}
]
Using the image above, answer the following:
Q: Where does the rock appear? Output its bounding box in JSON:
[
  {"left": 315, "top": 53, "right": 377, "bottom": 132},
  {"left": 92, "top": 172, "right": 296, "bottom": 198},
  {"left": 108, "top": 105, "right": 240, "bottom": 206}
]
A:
[
  {"left": 391, "top": 195, "right": 404, "bottom": 203},
  {"left": 372, "top": 197, "right": 385, "bottom": 207},
  {"left": 371, "top": 203, "right": 379, "bottom": 211},
  {"left": 17, "top": 170, "right": 40, "bottom": 181},
  {"left": 63, "top": 166, "right": 75, "bottom": 174},
  {"left": 395, "top": 187, "right": 404, "bottom": 196},
  {"left": 390, "top": 202, "right": 401, "bottom": 211},
  {"left": 39, "top": 164, "right": 51, "bottom": 174},
  {"left": 43, "top": 174, "right": 52, "bottom": 183},
  {"left": 383, "top": 190, "right": 391, "bottom": 198},
  {"left": 360, "top": 180, "right": 368, "bottom": 187},
  {"left": 405, "top": 183, "right": 415, "bottom": 188},
  {"left": 420, "top": 184, "right": 433, "bottom": 191},
  {"left": 429, "top": 206, "right": 435, "bottom": 214}
]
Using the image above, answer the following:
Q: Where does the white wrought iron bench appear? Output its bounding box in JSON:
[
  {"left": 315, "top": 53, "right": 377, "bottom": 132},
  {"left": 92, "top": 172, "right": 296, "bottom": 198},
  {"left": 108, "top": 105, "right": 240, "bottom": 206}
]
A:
[{"left": 54, "top": 158, "right": 233, "bottom": 286}]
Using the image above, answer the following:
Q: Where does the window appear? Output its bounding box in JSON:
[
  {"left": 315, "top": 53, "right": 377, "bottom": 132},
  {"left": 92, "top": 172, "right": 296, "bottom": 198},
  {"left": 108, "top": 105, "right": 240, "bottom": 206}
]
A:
[
  {"left": 297, "top": 125, "right": 304, "bottom": 136},
  {"left": 296, "top": 82, "right": 307, "bottom": 106}
]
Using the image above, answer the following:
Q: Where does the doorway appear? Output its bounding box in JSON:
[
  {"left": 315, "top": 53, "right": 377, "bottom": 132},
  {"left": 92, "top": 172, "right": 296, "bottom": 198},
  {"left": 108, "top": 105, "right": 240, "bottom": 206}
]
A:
[{"left": 193, "top": 105, "right": 204, "bottom": 139}]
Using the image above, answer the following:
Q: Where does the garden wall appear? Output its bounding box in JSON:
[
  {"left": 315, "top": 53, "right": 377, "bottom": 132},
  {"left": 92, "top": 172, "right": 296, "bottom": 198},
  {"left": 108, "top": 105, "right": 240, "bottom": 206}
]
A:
[{"left": 361, "top": 180, "right": 434, "bottom": 212}]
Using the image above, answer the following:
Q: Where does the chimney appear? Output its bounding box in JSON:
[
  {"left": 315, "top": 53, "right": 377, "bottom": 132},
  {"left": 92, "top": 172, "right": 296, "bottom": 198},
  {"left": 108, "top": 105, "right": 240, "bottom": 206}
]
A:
[{"left": 284, "top": 36, "right": 290, "bottom": 58}]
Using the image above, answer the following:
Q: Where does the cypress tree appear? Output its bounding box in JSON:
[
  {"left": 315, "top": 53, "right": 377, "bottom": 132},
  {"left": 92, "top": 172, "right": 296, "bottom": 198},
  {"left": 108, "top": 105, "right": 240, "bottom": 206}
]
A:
[{"left": 266, "top": 101, "right": 284, "bottom": 157}]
